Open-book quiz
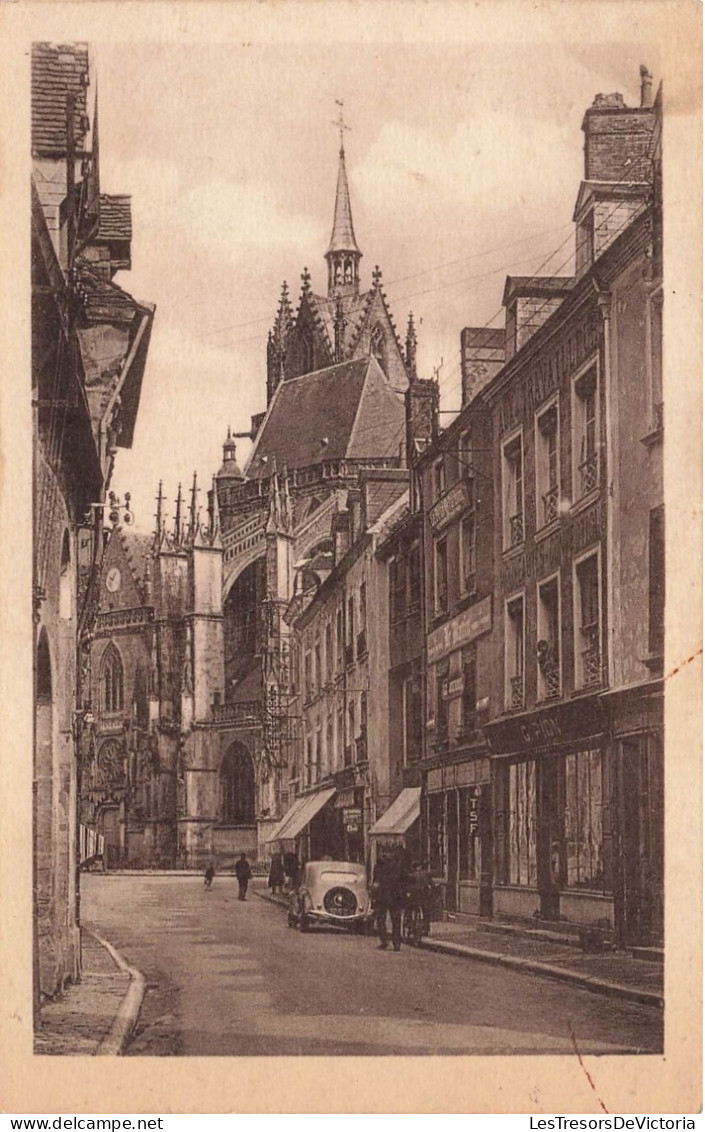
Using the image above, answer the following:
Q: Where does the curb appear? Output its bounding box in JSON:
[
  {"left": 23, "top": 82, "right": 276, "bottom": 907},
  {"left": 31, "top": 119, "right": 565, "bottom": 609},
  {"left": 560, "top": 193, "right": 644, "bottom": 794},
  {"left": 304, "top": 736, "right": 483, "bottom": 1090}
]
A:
[
  {"left": 87, "top": 929, "right": 147, "bottom": 1056},
  {"left": 417, "top": 938, "right": 664, "bottom": 1009},
  {"left": 254, "top": 889, "right": 663, "bottom": 1009}
]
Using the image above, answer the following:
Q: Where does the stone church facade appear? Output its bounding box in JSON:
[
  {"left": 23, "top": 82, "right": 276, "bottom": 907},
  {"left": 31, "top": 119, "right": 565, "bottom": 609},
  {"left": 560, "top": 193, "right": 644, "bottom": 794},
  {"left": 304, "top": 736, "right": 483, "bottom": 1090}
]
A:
[{"left": 82, "top": 139, "right": 419, "bottom": 867}]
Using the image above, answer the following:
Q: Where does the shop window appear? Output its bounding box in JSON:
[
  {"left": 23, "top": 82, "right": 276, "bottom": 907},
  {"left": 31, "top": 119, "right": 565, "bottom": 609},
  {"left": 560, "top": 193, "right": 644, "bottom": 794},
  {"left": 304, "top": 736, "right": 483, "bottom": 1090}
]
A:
[
  {"left": 502, "top": 432, "right": 524, "bottom": 548},
  {"left": 564, "top": 749, "right": 604, "bottom": 889},
  {"left": 460, "top": 510, "right": 477, "bottom": 594},
  {"left": 537, "top": 575, "right": 561, "bottom": 700},
  {"left": 101, "top": 644, "right": 124, "bottom": 714},
  {"left": 572, "top": 364, "right": 598, "bottom": 499},
  {"left": 508, "top": 761, "right": 537, "bottom": 886},
  {"left": 428, "top": 792, "right": 445, "bottom": 874},
  {"left": 574, "top": 551, "right": 601, "bottom": 688},
  {"left": 402, "top": 670, "right": 422, "bottom": 765},
  {"left": 648, "top": 506, "right": 665, "bottom": 656},
  {"left": 505, "top": 595, "right": 525, "bottom": 710},
  {"left": 461, "top": 647, "right": 477, "bottom": 733},
  {"left": 434, "top": 537, "right": 448, "bottom": 615},
  {"left": 459, "top": 788, "right": 480, "bottom": 882},
  {"left": 536, "top": 401, "right": 560, "bottom": 527}
]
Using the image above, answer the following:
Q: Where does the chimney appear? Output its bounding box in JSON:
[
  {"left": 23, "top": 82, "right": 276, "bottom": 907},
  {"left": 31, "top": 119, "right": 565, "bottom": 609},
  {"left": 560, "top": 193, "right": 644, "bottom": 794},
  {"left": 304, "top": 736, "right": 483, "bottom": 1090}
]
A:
[
  {"left": 503, "top": 277, "right": 573, "bottom": 361},
  {"left": 640, "top": 64, "right": 654, "bottom": 109},
  {"left": 460, "top": 327, "right": 505, "bottom": 406},
  {"left": 581, "top": 75, "right": 656, "bottom": 184},
  {"left": 405, "top": 379, "right": 439, "bottom": 465}
]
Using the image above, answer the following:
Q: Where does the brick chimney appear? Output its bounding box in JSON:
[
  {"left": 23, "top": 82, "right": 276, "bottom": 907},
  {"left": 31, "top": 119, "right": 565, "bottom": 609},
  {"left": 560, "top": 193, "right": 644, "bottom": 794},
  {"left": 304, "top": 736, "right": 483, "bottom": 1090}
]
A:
[
  {"left": 581, "top": 85, "right": 656, "bottom": 184},
  {"left": 405, "top": 379, "right": 439, "bottom": 464},
  {"left": 460, "top": 327, "right": 505, "bottom": 406}
]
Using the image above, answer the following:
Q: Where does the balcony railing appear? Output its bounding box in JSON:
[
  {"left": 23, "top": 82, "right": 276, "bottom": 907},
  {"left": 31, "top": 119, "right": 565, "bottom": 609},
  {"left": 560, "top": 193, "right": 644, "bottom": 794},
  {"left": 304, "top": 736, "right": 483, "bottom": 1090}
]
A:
[
  {"left": 212, "top": 700, "right": 262, "bottom": 727},
  {"left": 581, "top": 641, "right": 602, "bottom": 686},
  {"left": 509, "top": 675, "right": 524, "bottom": 710},
  {"left": 356, "top": 630, "right": 367, "bottom": 659},
  {"left": 509, "top": 513, "right": 524, "bottom": 546},
  {"left": 579, "top": 452, "right": 598, "bottom": 495},
  {"left": 540, "top": 661, "right": 560, "bottom": 700},
  {"left": 542, "top": 486, "right": 559, "bottom": 525}
]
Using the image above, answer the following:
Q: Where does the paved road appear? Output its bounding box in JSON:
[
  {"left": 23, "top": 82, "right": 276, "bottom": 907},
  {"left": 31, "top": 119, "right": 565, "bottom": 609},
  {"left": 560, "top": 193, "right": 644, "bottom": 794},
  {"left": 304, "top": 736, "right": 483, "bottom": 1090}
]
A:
[{"left": 82, "top": 875, "right": 662, "bottom": 1057}]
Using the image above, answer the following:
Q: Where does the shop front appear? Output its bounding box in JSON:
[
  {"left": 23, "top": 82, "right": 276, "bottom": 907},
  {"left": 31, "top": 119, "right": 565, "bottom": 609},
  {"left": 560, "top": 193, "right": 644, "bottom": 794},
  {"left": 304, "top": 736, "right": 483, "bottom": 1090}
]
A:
[
  {"left": 265, "top": 785, "right": 337, "bottom": 864},
  {"left": 485, "top": 695, "right": 614, "bottom": 931},
  {"left": 424, "top": 760, "right": 492, "bottom": 916},
  {"left": 369, "top": 787, "right": 422, "bottom": 867}
]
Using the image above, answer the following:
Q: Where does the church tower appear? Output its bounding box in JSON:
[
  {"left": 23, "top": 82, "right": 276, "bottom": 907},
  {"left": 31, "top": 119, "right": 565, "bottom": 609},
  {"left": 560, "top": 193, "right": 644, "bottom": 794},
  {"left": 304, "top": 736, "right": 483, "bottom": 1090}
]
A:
[{"left": 325, "top": 140, "right": 362, "bottom": 298}]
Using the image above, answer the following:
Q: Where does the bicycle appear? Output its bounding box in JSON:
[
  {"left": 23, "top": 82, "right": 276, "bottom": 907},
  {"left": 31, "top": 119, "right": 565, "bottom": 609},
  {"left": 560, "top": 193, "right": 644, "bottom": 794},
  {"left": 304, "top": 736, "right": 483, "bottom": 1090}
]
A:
[{"left": 402, "top": 901, "right": 425, "bottom": 947}]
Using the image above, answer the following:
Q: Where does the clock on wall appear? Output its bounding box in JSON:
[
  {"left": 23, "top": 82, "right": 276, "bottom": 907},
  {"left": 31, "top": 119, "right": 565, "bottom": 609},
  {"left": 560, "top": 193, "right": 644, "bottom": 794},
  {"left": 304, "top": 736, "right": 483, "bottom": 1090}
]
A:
[{"left": 106, "top": 567, "right": 122, "bottom": 593}]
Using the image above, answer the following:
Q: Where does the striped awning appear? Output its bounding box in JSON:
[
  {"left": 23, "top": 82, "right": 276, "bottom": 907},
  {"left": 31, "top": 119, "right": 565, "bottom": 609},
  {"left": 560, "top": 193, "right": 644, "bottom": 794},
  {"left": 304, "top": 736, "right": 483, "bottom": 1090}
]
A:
[{"left": 369, "top": 787, "right": 421, "bottom": 837}]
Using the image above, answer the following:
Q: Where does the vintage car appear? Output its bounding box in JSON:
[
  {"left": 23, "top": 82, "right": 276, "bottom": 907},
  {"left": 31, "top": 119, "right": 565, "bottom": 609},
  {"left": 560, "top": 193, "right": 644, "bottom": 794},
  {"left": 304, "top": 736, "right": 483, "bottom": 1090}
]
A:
[{"left": 287, "top": 860, "right": 373, "bottom": 933}]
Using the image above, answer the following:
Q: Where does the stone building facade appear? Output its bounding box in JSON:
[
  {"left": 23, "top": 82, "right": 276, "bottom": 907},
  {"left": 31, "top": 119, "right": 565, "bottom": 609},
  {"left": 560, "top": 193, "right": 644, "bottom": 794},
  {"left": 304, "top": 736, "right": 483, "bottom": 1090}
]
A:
[{"left": 32, "top": 42, "right": 153, "bottom": 1001}]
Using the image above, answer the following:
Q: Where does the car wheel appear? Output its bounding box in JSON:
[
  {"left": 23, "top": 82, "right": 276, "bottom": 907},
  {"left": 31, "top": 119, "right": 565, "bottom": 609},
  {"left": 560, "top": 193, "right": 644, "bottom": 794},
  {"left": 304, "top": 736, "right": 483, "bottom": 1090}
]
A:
[{"left": 299, "top": 913, "right": 310, "bottom": 933}]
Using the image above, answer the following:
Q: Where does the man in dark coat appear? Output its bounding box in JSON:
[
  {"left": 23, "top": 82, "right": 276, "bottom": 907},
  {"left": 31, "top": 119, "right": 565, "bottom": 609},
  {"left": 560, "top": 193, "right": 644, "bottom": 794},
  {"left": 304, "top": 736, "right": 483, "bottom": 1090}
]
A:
[
  {"left": 373, "top": 849, "right": 410, "bottom": 951},
  {"left": 234, "top": 853, "right": 252, "bottom": 901},
  {"left": 268, "top": 852, "right": 286, "bottom": 894}
]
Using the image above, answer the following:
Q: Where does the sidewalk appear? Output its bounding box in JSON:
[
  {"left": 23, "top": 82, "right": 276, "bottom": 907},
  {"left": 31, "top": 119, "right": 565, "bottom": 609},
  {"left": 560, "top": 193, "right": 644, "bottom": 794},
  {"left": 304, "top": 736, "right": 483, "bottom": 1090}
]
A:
[
  {"left": 34, "top": 928, "right": 144, "bottom": 1056},
  {"left": 253, "top": 882, "right": 663, "bottom": 1009}
]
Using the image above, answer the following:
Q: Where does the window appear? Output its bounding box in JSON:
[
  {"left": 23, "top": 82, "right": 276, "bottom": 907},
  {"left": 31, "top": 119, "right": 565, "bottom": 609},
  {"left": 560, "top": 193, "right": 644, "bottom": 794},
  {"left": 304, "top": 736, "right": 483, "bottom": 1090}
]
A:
[
  {"left": 537, "top": 575, "right": 561, "bottom": 700},
  {"left": 428, "top": 792, "right": 445, "bottom": 874},
  {"left": 336, "top": 607, "right": 344, "bottom": 670},
  {"left": 325, "top": 715, "right": 334, "bottom": 777},
  {"left": 574, "top": 551, "right": 601, "bottom": 688},
  {"left": 390, "top": 556, "right": 405, "bottom": 620},
  {"left": 573, "top": 365, "right": 598, "bottom": 499},
  {"left": 347, "top": 594, "right": 355, "bottom": 644},
  {"left": 434, "top": 537, "right": 448, "bottom": 615},
  {"left": 461, "top": 647, "right": 477, "bottom": 732},
  {"left": 505, "top": 595, "right": 525, "bottom": 710},
  {"left": 336, "top": 708, "right": 344, "bottom": 770},
  {"left": 647, "top": 291, "right": 663, "bottom": 430},
  {"left": 460, "top": 510, "right": 476, "bottom": 593},
  {"left": 402, "top": 670, "right": 422, "bottom": 765},
  {"left": 304, "top": 651, "right": 313, "bottom": 701},
  {"left": 648, "top": 506, "right": 665, "bottom": 656},
  {"left": 458, "top": 431, "right": 472, "bottom": 479},
  {"left": 325, "top": 622, "right": 333, "bottom": 682},
  {"left": 314, "top": 641, "right": 322, "bottom": 693},
  {"left": 101, "top": 644, "right": 124, "bottom": 714},
  {"left": 536, "top": 401, "right": 560, "bottom": 527},
  {"left": 305, "top": 734, "right": 313, "bottom": 787},
  {"left": 502, "top": 432, "right": 524, "bottom": 548},
  {"left": 408, "top": 544, "right": 421, "bottom": 608},
  {"left": 358, "top": 693, "right": 368, "bottom": 761},
  {"left": 314, "top": 725, "right": 321, "bottom": 781},
  {"left": 507, "top": 761, "right": 537, "bottom": 886},
  {"left": 357, "top": 581, "right": 367, "bottom": 657},
  {"left": 434, "top": 459, "right": 446, "bottom": 501},
  {"left": 436, "top": 667, "right": 449, "bottom": 744},
  {"left": 220, "top": 745, "right": 255, "bottom": 824},
  {"left": 564, "top": 749, "right": 604, "bottom": 889}
]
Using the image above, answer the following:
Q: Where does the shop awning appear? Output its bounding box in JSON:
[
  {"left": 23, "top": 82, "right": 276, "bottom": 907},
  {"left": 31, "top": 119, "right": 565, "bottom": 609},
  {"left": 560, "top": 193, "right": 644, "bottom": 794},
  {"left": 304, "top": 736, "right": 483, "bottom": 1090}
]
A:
[
  {"left": 265, "top": 786, "right": 336, "bottom": 844},
  {"left": 369, "top": 787, "right": 421, "bottom": 837}
]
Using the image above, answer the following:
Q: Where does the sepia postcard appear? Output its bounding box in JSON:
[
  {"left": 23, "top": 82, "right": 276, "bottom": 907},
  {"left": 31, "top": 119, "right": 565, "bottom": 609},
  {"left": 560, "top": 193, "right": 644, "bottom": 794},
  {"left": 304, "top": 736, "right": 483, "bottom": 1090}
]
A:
[{"left": 0, "top": 0, "right": 701, "bottom": 1116}]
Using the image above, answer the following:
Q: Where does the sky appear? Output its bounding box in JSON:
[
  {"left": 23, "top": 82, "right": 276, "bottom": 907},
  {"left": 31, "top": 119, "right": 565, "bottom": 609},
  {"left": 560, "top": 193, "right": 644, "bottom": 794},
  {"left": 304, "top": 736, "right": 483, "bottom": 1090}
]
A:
[{"left": 91, "top": 39, "right": 658, "bottom": 534}]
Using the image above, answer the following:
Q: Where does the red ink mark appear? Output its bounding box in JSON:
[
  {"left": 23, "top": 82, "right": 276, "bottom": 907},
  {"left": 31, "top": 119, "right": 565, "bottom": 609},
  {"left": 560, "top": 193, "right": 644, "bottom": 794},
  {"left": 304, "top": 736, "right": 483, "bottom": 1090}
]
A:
[
  {"left": 665, "top": 647, "right": 702, "bottom": 681},
  {"left": 569, "top": 1025, "right": 609, "bottom": 1114}
]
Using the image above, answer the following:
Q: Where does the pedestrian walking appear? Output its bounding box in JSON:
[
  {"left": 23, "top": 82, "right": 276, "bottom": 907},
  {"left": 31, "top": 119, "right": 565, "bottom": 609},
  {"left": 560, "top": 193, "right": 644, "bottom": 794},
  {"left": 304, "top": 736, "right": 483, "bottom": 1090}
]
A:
[
  {"left": 268, "top": 851, "right": 285, "bottom": 894},
  {"left": 283, "top": 851, "right": 300, "bottom": 892},
  {"left": 234, "top": 853, "right": 252, "bottom": 901},
  {"left": 372, "top": 848, "right": 410, "bottom": 952},
  {"left": 204, "top": 862, "right": 215, "bottom": 890}
]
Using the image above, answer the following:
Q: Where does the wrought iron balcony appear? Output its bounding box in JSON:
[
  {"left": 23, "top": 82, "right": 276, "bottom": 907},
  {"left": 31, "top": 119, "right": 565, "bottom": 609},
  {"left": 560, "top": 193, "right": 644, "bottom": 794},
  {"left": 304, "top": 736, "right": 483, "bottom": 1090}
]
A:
[
  {"left": 509, "top": 513, "right": 524, "bottom": 546},
  {"left": 509, "top": 675, "right": 524, "bottom": 710},
  {"left": 579, "top": 452, "right": 598, "bottom": 495},
  {"left": 581, "top": 643, "right": 602, "bottom": 686},
  {"left": 542, "top": 486, "right": 559, "bottom": 525},
  {"left": 541, "top": 660, "right": 560, "bottom": 699}
]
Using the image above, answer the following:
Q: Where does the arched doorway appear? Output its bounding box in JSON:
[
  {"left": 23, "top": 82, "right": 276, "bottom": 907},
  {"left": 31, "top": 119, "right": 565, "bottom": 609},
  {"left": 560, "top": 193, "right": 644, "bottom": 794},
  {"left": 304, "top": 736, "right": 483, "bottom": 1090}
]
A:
[{"left": 220, "top": 744, "right": 256, "bottom": 826}]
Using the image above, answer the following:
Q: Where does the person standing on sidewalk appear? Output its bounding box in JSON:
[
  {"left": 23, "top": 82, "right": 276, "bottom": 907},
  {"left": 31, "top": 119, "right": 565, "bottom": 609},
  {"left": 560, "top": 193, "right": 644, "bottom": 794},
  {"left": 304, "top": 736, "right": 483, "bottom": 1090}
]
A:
[
  {"left": 234, "top": 853, "right": 252, "bottom": 901},
  {"left": 373, "top": 849, "right": 409, "bottom": 952},
  {"left": 204, "top": 862, "right": 215, "bottom": 890}
]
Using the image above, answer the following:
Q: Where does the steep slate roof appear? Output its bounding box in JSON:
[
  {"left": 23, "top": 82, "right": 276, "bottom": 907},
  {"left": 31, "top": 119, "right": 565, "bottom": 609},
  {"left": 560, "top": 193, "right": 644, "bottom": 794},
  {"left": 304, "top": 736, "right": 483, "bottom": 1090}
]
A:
[
  {"left": 245, "top": 356, "right": 404, "bottom": 478},
  {"left": 98, "top": 195, "right": 132, "bottom": 241},
  {"left": 32, "top": 42, "right": 90, "bottom": 156}
]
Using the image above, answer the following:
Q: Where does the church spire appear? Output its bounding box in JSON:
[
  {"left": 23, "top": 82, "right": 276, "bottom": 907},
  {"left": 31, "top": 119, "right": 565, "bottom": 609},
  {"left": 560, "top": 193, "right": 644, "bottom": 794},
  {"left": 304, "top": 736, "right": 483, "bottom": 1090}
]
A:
[{"left": 325, "top": 102, "right": 362, "bottom": 299}]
